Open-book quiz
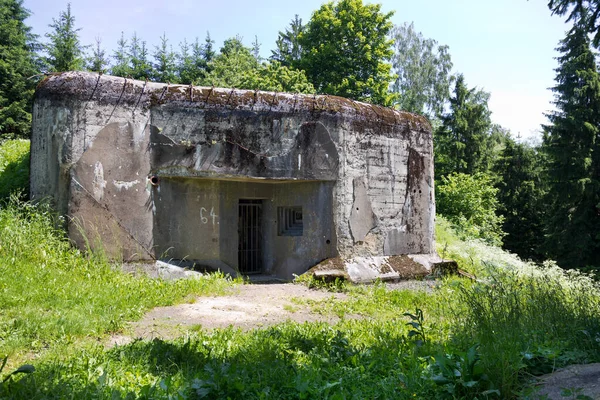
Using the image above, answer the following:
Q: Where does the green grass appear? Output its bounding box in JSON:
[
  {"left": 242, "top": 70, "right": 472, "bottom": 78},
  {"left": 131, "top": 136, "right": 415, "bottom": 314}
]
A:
[
  {"left": 0, "top": 139, "right": 30, "bottom": 199},
  {"left": 0, "top": 197, "right": 237, "bottom": 361},
  {"left": 1, "top": 141, "right": 600, "bottom": 398}
]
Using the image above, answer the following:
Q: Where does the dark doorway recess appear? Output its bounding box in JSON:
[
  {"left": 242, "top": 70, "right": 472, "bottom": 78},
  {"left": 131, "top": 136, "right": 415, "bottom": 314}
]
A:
[{"left": 238, "top": 199, "right": 263, "bottom": 274}]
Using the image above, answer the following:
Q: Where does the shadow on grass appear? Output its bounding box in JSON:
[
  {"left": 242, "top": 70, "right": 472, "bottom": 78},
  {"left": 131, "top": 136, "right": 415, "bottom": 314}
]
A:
[
  {"left": 0, "top": 149, "right": 29, "bottom": 200},
  {"left": 2, "top": 322, "right": 440, "bottom": 399}
]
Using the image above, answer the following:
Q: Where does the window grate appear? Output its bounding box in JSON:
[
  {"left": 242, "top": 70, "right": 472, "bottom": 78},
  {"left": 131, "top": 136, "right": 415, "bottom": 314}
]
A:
[{"left": 278, "top": 206, "right": 303, "bottom": 236}]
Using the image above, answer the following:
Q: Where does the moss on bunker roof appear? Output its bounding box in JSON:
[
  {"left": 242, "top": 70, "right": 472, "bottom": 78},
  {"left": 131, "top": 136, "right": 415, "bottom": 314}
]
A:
[{"left": 35, "top": 71, "right": 431, "bottom": 130}]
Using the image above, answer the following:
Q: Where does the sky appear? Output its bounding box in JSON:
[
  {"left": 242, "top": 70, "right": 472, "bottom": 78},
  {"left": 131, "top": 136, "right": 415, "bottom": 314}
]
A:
[{"left": 23, "top": 0, "right": 571, "bottom": 140}]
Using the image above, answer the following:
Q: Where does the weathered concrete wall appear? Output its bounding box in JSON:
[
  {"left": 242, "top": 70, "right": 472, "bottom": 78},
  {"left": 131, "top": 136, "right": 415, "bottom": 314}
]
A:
[{"left": 31, "top": 71, "right": 435, "bottom": 279}]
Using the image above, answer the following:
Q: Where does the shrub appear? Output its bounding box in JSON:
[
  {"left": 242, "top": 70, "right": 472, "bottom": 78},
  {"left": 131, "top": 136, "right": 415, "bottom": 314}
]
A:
[{"left": 436, "top": 172, "right": 505, "bottom": 246}]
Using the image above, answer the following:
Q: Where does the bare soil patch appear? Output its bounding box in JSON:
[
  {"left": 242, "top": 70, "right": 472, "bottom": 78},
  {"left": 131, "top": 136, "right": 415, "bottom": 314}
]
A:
[
  {"left": 108, "top": 281, "right": 436, "bottom": 347},
  {"left": 109, "top": 283, "right": 347, "bottom": 346}
]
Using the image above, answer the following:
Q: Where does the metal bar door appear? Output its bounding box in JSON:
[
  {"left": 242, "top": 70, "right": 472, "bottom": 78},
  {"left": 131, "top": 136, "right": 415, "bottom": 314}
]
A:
[{"left": 238, "top": 199, "right": 262, "bottom": 274}]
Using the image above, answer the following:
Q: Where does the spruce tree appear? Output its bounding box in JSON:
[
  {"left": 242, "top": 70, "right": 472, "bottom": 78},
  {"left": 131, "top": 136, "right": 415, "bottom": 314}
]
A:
[
  {"left": 270, "top": 15, "right": 304, "bottom": 67},
  {"left": 111, "top": 32, "right": 130, "bottom": 77},
  {"left": 435, "top": 74, "right": 492, "bottom": 178},
  {"left": 87, "top": 36, "right": 108, "bottom": 73},
  {"left": 543, "top": 22, "right": 600, "bottom": 269},
  {"left": 45, "top": 3, "right": 86, "bottom": 72},
  {"left": 128, "top": 33, "right": 152, "bottom": 80},
  {"left": 152, "top": 33, "right": 177, "bottom": 83},
  {"left": 0, "top": 0, "right": 38, "bottom": 139},
  {"left": 493, "top": 138, "right": 545, "bottom": 261}
]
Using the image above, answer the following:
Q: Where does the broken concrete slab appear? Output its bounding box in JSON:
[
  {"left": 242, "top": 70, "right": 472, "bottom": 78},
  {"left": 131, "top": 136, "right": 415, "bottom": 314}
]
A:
[{"left": 307, "top": 254, "right": 454, "bottom": 284}]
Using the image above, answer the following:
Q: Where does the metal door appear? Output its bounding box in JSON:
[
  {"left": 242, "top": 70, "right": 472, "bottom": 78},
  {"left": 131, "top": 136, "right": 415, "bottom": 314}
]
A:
[{"left": 238, "top": 199, "right": 262, "bottom": 274}]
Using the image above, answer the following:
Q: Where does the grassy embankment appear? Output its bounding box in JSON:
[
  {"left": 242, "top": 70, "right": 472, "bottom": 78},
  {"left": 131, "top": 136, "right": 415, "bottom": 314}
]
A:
[{"left": 1, "top": 139, "right": 599, "bottom": 399}]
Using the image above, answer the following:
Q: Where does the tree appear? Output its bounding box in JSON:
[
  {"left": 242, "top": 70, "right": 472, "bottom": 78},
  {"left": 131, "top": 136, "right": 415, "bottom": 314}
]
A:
[
  {"left": 493, "top": 138, "right": 546, "bottom": 260},
  {"left": 251, "top": 35, "right": 262, "bottom": 63},
  {"left": 45, "top": 3, "right": 86, "bottom": 72},
  {"left": 87, "top": 36, "right": 108, "bottom": 73},
  {"left": 542, "top": 22, "right": 600, "bottom": 269},
  {"left": 128, "top": 33, "right": 152, "bottom": 80},
  {"left": 0, "top": 0, "right": 39, "bottom": 139},
  {"left": 177, "top": 37, "right": 211, "bottom": 85},
  {"left": 436, "top": 172, "right": 505, "bottom": 246},
  {"left": 297, "top": 0, "right": 395, "bottom": 105},
  {"left": 152, "top": 33, "right": 177, "bottom": 83},
  {"left": 548, "top": 0, "right": 600, "bottom": 46},
  {"left": 202, "top": 31, "right": 215, "bottom": 76},
  {"left": 270, "top": 14, "right": 304, "bottom": 67},
  {"left": 240, "top": 61, "right": 315, "bottom": 93},
  {"left": 110, "top": 32, "right": 130, "bottom": 77},
  {"left": 202, "top": 37, "right": 259, "bottom": 88},
  {"left": 390, "top": 22, "right": 453, "bottom": 118},
  {"left": 435, "top": 74, "right": 493, "bottom": 178}
]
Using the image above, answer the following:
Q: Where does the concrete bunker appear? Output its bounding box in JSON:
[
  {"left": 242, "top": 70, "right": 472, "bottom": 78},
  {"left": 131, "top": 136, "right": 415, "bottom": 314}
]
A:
[{"left": 30, "top": 72, "right": 435, "bottom": 280}]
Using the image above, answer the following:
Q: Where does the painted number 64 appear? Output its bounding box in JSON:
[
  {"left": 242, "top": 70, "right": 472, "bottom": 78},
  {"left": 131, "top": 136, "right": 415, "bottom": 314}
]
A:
[{"left": 200, "top": 207, "right": 218, "bottom": 225}]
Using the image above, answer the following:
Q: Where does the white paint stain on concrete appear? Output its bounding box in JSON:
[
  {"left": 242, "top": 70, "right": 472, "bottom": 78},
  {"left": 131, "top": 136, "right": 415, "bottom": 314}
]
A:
[
  {"left": 113, "top": 179, "right": 140, "bottom": 190},
  {"left": 92, "top": 161, "right": 106, "bottom": 201}
]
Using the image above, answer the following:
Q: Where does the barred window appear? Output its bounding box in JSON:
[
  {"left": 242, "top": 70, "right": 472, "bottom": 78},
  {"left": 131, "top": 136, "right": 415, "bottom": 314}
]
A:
[{"left": 277, "top": 206, "right": 303, "bottom": 236}]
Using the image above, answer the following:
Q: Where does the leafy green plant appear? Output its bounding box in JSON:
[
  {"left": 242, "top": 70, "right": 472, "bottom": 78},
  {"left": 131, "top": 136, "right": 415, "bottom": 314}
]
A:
[
  {"left": 404, "top": 308, "right": 427, "bottom": 346},
  {"left": 560, "top": 387, "right": 594, "bottom": 400},
  {"left": 436, "top": 172, "right": 505, "bottom": 246},
  {"left": 427, "top": 345, "right": 499, "bottom": 398}
]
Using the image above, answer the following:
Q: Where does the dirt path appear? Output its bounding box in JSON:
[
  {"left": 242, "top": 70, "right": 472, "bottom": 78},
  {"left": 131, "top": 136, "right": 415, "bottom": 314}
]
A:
[{"left": 109, "top": 283, "right": 348, "bottom": 346}]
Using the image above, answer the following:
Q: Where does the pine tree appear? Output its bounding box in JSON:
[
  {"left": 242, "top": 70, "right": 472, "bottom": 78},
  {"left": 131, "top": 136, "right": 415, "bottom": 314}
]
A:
[
  {"left": 271, "top": 15, "right": 304, "bottom": 67},
  {"left": 0, "top": 0, "right": 39, "bottom": 139},
  {"left": 201, "top": 31, "right": 216, "bottom": 77},
  {"left": 543, "top": 22, "right": 600, "bottom": 269},
  {"left": 45, "top": 3, "right": 86, "bottom": 72},
  {"left": 87, "top": 36, "right": 108, "bottom": 73},
  {"left": 493, "top": 138, "right": 546, "bottom": 260},
  {"left": 111, "top": 32, "right": 130, "bottom": 77},
  {"left": 435, "top": 74, "right": 493, "bottom": 178},
  {"left": 128, "top": 32, "right": 152, "bottom": 80},
  {"left": 152, "top": 33, "right": 177, "bottom": 83},
  {"left": 251, "top": 35, "right": 262, "bottom": 63}
]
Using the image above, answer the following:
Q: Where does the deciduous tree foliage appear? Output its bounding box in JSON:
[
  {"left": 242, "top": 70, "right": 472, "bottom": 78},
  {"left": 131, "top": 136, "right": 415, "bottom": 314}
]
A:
[
  {"left": 204, "top": 37, "right": 314, "bottom": 93},
  {"left": 202, "top": 37, "right": 259, "bottom": 88},
  {"left": 435, "top": 74, "right": 493, "bottom": 178},
  {"left": 297, "top": 0, "right": 395, "bottom": 105},
  {"left": 45, "top": 3, "right": 86, "bottom": 72},
  {"left": 436, "top": 172, "right": 505, "bottom": 246},
  {"left": 240, "top": 61, "right": 314, "bottom": 94},
  {"left": 0, "top": 0, "right": 38, "bottom": 139},
  {"left": 542, "top": 22, "right": 600, "bottom": 269},
  {"left": 390, "top": 22, "right": 453, "bottom": 118}
]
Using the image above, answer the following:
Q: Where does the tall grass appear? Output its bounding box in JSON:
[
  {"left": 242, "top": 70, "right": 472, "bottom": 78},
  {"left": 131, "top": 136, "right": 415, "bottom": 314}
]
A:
[{"left": 0, "top": 197, "right": 236, "bottom": 359}]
